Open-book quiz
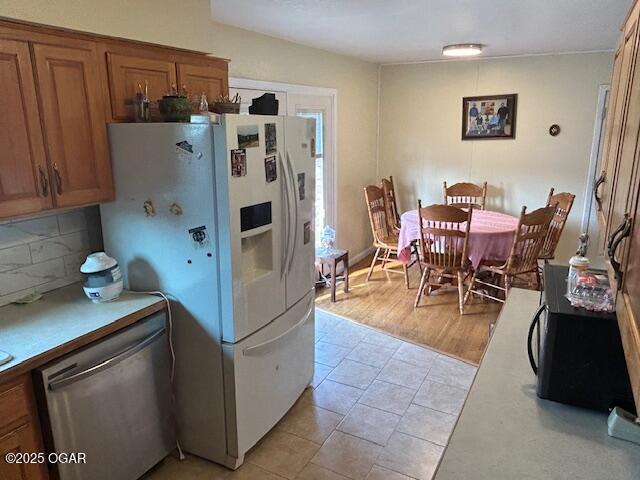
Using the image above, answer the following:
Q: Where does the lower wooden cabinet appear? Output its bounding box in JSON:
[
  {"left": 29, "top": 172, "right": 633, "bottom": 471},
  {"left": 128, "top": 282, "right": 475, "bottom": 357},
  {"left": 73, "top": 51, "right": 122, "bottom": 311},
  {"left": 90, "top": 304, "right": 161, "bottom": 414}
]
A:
[{"left": 0, "top": 375, "right": 48, "bottom": 480}]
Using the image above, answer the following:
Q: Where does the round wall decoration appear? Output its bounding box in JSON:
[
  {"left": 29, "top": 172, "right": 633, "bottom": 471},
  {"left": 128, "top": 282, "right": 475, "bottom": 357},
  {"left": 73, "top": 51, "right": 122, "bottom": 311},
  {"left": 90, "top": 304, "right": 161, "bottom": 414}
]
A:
[{"left": 549, "top": 124, "right": 561, "bottom": 136}]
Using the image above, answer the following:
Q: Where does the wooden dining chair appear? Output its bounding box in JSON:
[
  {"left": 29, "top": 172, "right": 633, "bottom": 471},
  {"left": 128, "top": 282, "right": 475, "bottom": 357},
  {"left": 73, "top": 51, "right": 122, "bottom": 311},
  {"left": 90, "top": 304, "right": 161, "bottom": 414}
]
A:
[
  {"left": 539, "top": 188, "right": 575, "bottom": 262},
  {"left": 364, "top": 185, "right": 410, "bottom": 287},
  {"left": 443, "top": 181, "right": 488, "bottom": 210},
  {"left": 381, "top": 176, "right": 423, "bottom": 275},
  {"left": 380, "top": 176, "right": 401, "bottom": 231},
  {"left": 414, "top": 201, "right": 473, "bottom": 314},
  {"left": 464, "top": 205, "right": 555, "bottom": 303}
]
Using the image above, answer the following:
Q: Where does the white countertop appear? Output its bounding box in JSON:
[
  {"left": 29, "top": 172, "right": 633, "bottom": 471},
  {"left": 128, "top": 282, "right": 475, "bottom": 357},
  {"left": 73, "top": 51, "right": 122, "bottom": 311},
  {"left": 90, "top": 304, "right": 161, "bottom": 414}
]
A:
[
  {"left": 434, "top": 288, "right": 640, "bottom": 480},
  {"left": 0, "top": 283, "right": 164, "bottom": 377}
]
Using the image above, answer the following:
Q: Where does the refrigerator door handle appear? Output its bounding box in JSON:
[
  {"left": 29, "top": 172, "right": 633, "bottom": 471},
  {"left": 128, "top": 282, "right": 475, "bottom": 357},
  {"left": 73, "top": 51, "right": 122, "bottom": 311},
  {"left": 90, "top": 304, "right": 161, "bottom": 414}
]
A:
[
  {"left": 242, "top": 293, "right": 314, "bottom": 357},
  {"left": 279, "top": 152, "right": 290, "bottom": 280},
  {"left": 285, "top": 151, "right": 298, "bottom": 274}
]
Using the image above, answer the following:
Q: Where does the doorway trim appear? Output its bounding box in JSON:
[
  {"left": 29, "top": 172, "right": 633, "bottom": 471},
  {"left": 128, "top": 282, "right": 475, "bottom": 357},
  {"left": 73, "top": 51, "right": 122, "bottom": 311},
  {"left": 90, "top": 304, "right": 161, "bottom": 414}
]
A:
[
  {"left": 230, "top": 77, "right": 338, "bottom": 241},
  {"left": 581, "top": 84, "right": 610, "bottom": 234}
]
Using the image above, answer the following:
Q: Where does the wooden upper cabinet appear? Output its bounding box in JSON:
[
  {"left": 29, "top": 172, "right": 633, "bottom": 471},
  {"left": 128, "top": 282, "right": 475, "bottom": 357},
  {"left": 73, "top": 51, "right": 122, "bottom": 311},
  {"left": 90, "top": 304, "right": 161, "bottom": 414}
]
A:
[
  {"left": 0, "top": 39, "right": 52, "bottom": 219},
  {"left": 177, "top": 61, "right": 228, "bottom": 103},
  {"left": 601, "top": 33, "right": 637, "bottom": 241},
  {"left": 605, "top": 12, "right": 640, "bottom": 290},
  {"left": 0, "top": 19, "right": 229, "bottom": 220},
  {"left": 107, "top": 53, "right": 177, "bottom": 121},
  {"left": 598, "top": 43, "right": 624, "bottom": 231},
  {"left": 32, "top": 41, "right": 113, "bottom": 208}
]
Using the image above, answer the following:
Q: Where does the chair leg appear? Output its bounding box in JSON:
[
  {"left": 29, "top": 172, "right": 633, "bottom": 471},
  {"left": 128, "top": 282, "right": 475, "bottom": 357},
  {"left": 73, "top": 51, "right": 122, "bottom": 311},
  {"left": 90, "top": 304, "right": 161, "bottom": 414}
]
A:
[
  {"left": 463, "top": 270, "right": 478, "bottom": 304},
  {"left": 403, "top": 263, "right": 409, "bottom": 289},
  {"left": 343, "top": 254, "right": 349, "bottom": 293},
  {"left": 414, "top": 266, "right": 430, "bottom": 307},
  {"left": 505, "top": 275, "right": 512, "bottom": 296},
  {"left": 535, "top": 268, "right": 542, "bottom": 291},
  {"left": 381, "top": 249, "right": 391, "bottom": 269},
  {"left": 330, "top": 258, "right": 337, "bottom": 303},
  {"left": 457, "top": 271, "right": 465, "bottom": 315},
  {"left": 366, "top": 247, "right": 381, "bottom": 281},
  {"left": 412, "top": 242, "right": 423, "bottom": 274}
]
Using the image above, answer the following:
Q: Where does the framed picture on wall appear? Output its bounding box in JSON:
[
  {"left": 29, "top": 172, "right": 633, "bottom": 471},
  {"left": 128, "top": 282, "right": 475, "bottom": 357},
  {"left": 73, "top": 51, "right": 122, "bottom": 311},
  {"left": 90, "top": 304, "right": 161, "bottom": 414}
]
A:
[{"left": 462, "top": 94, "right": 517, "bottom": 140}]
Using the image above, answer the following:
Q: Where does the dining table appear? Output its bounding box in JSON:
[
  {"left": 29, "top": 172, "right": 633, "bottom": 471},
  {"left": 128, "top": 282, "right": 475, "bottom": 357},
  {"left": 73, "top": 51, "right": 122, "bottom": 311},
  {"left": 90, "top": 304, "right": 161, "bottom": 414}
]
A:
[{"left": 397, "top": 208, "right": 520, "bottom": 269}]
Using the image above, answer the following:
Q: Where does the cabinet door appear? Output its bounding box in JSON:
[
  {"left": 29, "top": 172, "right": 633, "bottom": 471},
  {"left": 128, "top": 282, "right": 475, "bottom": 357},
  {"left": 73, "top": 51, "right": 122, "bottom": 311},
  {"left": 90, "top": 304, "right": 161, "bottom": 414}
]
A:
[
  {"left": 597, "top": 42, "right": 623, "bottom": 237},
  {"left": 177, "top": 62, "right": 228, "bottom": 104},
  {"left": 0, "top": 39, "right": 52, "bottom": 219},
  {"left": 107, "top": 53, "right": 177, "bottom": 121},
  {"left": 32, "top": 41, "right": 113, "bottom": 207},
  {"left": 0, "top": 423, "right": 48, "bottom": 480},
  {"left": 618, "top": 176, "right": 640, "bottom": 413},
  {"left": 606, "top": 12, "right": 640, "bottom": 286},
  {"left": 601, "top": 21, "right": 639, "bottom": 244}
]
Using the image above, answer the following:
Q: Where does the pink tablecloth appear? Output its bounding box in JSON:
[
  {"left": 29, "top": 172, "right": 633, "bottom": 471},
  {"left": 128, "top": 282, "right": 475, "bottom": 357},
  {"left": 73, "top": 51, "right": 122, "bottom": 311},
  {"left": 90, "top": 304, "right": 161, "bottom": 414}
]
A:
[{"left": 398, "top": 209, "right": 519, "bottom": 268}]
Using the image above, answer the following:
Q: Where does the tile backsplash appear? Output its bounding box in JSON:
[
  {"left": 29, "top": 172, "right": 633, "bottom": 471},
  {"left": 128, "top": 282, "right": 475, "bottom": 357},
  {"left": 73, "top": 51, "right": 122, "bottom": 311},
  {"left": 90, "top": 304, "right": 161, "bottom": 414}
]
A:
[{"left": 0, "top": 207, "right": 102, "bottom": 307}]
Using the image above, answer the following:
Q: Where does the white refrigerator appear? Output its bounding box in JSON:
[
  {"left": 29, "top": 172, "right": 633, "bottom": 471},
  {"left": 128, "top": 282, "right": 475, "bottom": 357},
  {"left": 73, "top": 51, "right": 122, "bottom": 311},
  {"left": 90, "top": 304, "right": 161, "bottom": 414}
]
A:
[{"left": 100, "top": 115, "right": 316, "bottom": 469}]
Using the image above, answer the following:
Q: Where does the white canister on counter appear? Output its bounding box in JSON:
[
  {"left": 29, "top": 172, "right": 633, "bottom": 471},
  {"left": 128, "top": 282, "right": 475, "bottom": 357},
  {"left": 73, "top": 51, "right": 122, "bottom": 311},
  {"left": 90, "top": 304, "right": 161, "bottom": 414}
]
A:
[{"left": 80, "top": 252, "right": 123, "bottom": 303}]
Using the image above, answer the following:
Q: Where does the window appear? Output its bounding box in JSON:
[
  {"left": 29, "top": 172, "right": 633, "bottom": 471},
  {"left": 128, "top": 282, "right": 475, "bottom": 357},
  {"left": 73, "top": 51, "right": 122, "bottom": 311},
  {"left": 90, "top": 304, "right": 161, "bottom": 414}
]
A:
[{"left": 297, "top": 111, "right": 325, "bottom": 246}]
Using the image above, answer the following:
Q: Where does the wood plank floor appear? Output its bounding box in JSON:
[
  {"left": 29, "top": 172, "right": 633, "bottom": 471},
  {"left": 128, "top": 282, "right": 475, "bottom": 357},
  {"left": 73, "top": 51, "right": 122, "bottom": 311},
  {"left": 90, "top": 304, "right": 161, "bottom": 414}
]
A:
[{"left": 315, "top": 254, "right": 503, "bottom": 365}]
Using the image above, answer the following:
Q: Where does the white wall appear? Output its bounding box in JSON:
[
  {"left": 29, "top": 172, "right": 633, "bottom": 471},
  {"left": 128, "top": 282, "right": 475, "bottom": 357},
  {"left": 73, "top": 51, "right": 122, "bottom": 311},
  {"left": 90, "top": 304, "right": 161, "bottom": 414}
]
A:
[
  {"left": 379, "top": 53, "right": 613, "bottom": 263},
  {"left": 1, "top": 0, "right": 379, "bottom": 258}
]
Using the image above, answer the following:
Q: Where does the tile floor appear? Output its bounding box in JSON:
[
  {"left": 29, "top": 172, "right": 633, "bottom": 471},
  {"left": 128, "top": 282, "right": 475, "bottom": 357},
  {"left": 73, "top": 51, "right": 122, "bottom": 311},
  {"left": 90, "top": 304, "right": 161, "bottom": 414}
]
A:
[{"left": 143, "top": 309, "right": 477, "bottom": 480}]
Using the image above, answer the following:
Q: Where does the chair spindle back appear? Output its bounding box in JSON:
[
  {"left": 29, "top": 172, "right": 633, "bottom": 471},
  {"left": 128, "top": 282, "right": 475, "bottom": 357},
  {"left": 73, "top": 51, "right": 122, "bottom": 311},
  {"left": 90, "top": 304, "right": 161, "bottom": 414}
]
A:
[
  {"left": 506, "top": 205, "right": 556, "bottom": 274},
  {"left": 540, "top": 188, "right": 575, "bottom": 260},
  {"left": 443, "top": 181, "right": 487, "bottom": 210},
  {"left": 380, "top": 176, "right": 400, "bottom": 230},
  {"left": 417, "top": 201, "right": 472, "bottom": 271},
  {"left": 364, "top": 185, "right": 391, "bottom": 245}
]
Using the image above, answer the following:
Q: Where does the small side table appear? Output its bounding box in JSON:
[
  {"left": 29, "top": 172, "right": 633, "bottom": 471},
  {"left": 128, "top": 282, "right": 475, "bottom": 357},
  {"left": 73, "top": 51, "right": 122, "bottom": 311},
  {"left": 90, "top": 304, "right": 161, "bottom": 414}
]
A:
[{"left": 315, "top": 248, "right": 349, "bottom": 303}]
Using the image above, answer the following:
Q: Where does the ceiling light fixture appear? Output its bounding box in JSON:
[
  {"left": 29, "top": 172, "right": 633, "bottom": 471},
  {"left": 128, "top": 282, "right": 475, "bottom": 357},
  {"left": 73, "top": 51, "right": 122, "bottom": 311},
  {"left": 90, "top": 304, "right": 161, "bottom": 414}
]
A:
[{"left": 442, "top": 43, "right": 483, "bottom": 57}]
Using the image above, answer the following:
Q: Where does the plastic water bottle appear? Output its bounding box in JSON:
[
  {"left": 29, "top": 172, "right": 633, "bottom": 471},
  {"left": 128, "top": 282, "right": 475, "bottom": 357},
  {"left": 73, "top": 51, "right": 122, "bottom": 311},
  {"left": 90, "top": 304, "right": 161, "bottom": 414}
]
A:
[{"left": 567, "top": 233, "right": 591, "bottom": 297}]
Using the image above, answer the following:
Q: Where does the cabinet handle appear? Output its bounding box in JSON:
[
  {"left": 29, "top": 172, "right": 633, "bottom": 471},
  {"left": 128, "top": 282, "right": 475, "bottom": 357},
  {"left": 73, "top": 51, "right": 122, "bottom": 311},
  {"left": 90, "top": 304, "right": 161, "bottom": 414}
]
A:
[
  {"left": 53, "top": 164, "right": 63, "bottom": 194},
  {"left": 593, "top": 170, "right": 605, "bottom": 208},
  {"left": 39, "top": 166, "right": 49, "bottom": 197},
  {"left": 607, "top": 213, "right": 632, "bottom": 285}
]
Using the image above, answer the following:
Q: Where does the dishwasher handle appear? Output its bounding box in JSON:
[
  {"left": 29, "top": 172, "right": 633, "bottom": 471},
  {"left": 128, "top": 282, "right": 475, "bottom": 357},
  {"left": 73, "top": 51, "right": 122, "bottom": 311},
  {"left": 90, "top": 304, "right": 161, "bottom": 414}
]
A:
[{"left": 48, "top": 327, "right": 166, "bottom": 391}]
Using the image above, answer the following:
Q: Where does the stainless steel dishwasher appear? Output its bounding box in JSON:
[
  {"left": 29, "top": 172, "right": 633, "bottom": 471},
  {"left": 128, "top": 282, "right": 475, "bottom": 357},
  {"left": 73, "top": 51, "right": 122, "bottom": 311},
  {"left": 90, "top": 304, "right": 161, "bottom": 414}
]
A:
[{"left": 36, "top": 311, "right": 175, "bottom": 480}]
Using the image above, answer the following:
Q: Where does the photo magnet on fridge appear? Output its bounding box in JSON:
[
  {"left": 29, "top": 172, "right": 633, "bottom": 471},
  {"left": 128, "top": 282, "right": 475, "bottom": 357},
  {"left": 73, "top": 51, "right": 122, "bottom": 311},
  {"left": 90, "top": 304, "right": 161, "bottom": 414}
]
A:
[
  {"left": 237, "top": 125, "right": 260, "bottom": 149},
  {"left": 175, "top": 140, "right": 194, "bottom": 161},
  {"left": 175, "top": 140, "right": 193, "bottom": 154},
  {"left": 188, "top": 225, "right": 210, "bottom": 248},
  {"left": 231, "top": 149, "right": 247, "bottom": 177},
  {"left": 265, "top": 123, "right": 277, "bottom": 155},
  {"left": 304, "top": 221, "right": 311, "bottom": 244},
  {"left": 297, "top": 173, "right": 306, "bottom": 200},
  {"left": 264, "top": 155, "right": 277, "bottom": 182}
]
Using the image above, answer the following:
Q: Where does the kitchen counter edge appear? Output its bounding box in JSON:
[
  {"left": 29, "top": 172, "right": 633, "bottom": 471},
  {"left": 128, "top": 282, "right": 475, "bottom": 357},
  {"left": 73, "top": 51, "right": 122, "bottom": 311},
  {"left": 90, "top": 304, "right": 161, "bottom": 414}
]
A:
[{"left": 0, "top": 284, "right": 165, "bottom": 382}]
